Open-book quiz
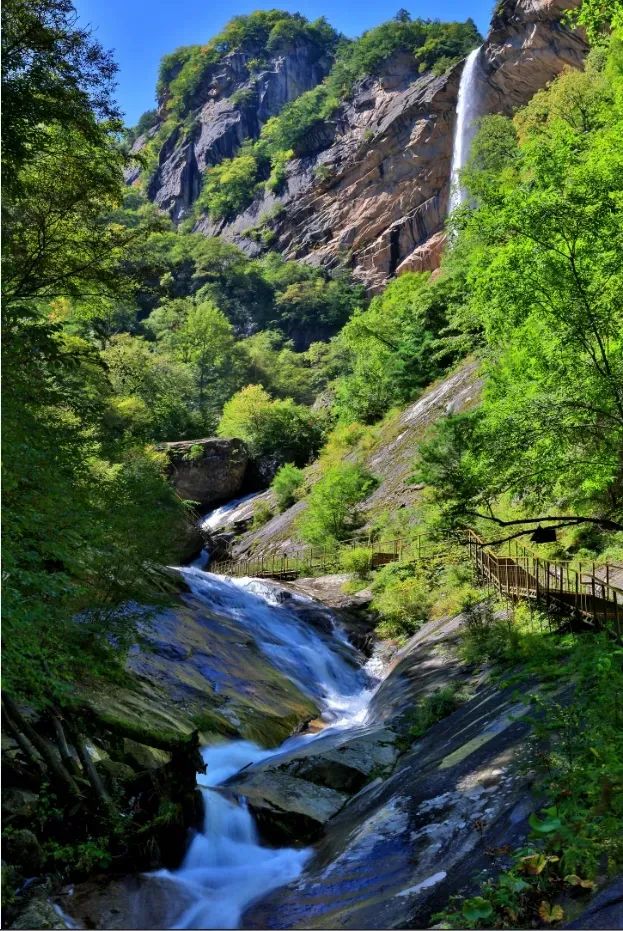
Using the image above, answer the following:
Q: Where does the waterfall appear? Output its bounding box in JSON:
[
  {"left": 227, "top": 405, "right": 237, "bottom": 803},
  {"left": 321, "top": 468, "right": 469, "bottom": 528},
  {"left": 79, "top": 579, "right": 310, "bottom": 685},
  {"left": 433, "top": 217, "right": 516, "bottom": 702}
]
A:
[
  {"left": 448, "top": 47, "right": 482, "bottom": 215},
  {"left": 151, "top": 563, "right": 385, "bottom": 929}
]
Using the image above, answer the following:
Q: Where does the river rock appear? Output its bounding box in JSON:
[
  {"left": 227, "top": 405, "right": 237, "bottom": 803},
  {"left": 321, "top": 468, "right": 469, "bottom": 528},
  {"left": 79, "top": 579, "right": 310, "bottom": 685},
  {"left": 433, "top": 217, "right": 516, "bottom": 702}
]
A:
[
  {"left": 159, "top": 437, "right": 249, "bottom": 509},
  {"left": 84, "top": 592, "right": 319, "bottom": 751},
  {"left": 230, "top": 772, "right": 349, "bottom": 843},
  {"left": 55, "top": 874, "right": 198, "bottom": 931},
  {"left": 244, "top": 686, "right": 536, "bottom": 929}
]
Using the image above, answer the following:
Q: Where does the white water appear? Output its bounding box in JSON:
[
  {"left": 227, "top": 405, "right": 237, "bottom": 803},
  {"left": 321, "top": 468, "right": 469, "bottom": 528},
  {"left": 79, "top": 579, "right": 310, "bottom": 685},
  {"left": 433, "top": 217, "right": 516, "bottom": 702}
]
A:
[
  {"left": 154, "top": 563, "right": 383, "bottom": 929},
  {"left": 200, "top": 492, "right": 263, "bottom": 533},
  {"left": 448, "top": 47, "right": 482, "bottom": 215}
]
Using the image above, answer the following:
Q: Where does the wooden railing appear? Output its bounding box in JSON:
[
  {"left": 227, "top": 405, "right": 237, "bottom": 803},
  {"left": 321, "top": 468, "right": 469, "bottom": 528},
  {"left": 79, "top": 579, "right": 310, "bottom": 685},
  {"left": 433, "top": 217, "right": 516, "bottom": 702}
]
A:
[
  {"left": 210, "top": 528, "right": 623, "bottom": 638},
  {"left": 467, "top": 530, "right": 623, "bottom": 639},
  {"left": 210, "top": 537, "right": 434, "bottom": 581}
]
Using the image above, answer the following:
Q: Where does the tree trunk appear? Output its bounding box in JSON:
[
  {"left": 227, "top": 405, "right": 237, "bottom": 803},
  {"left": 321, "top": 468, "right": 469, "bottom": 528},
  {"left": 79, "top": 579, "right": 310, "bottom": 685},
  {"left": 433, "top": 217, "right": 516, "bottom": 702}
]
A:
[{"left": 1, "top": 694, "right": 81, "bottom": 797}]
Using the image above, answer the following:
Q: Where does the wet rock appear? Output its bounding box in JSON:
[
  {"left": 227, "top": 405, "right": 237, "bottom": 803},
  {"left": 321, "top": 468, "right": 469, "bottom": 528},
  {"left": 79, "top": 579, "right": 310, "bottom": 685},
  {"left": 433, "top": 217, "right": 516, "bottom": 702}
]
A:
[
  {"left": 56, "top": 873, "right": 198, "bottom": 930},
  {"left": 566, "top": 877, "right": 623, "bottom": 930},
  {"left": 10, "top": 895, "right": 68, "bottom": 930},
  {"left": 230, "top": 772, "right": 349, "bottom": 843},
  {"left": 159, "top": 437, "right": 248, "bottom": 509},
  {"left": 3, "top": 829, "right": 43, "bottom": 873},
  {"left": 242, "top": 612, "right": 539, "bottom": 929},
  {"left": 84, "top": 593, "right": 319, "bottom": 751}
]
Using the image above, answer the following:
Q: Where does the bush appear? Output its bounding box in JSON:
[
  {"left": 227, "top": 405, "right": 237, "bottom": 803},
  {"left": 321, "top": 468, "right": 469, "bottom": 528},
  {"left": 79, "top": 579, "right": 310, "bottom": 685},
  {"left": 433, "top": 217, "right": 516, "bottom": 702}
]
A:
[
  {"left": 251, "top": 500, "right": 273, "bottom": 529},
  {"left": 298, "top": 463, "right": 377, "bottom": 545},
  {"left": 372, "top": 574, "right": 431, "bottom": 639},
  {"left": 196, "top": 151, "right": 260, "bottom": 220},
  {"left": 217, "top": 385, "right": 322, "bottom": 464},
  {"left": 271, "top": 463, "right": 305, "bottom": 511},
  {"left": 340, "top": 546, "right": 372, "bottom": 579},
  {"left": 408, "top": 685, "right": 464, "bottom": 739}
]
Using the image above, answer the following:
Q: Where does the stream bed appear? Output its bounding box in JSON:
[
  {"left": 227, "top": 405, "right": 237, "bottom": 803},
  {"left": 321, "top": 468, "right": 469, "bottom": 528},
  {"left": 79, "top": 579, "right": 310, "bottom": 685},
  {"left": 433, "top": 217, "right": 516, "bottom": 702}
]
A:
[{"left": 151, "top": 566, "right": 385, "bottom": 930}]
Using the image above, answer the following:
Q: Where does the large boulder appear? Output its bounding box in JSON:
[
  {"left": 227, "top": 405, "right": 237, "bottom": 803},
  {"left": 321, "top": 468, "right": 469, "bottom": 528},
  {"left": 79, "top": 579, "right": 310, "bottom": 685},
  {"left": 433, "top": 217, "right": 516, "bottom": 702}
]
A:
[
  {"left": 228, "top": 726, "right": 399, "bottom": 842},
  {"left": 160, "top": 437, "right": 248, "bottom": 509}
]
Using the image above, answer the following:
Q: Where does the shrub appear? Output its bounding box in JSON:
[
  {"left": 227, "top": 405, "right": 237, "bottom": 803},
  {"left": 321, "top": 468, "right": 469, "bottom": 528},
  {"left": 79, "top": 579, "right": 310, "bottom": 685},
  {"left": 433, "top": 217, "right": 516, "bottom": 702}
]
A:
[
  {"left": 196, "top": 152, "right": 260, "bottom": 220},
  {"left": 252, "top": 500, "right": 273, "bottom": 529},
  {"left": 407, "top": 685, "right": 464, "bottom": 739},
  {"left": 340, "top": 546, "right": 372, "bottom": 579},
  {"left": 298, "top": 463, "right": 377, "bottom": 545},
  {"left": 372, "top": 574, "right": 431, "bottom": 639},
  {"left": 217, "top": 385, "right": 322, "bottom": 464},
  {"left": 271, "top": 463, "right": 305, "bottom": 511},
  {"left": 186, "top": 443, "right": 204, "bottom": 462}
]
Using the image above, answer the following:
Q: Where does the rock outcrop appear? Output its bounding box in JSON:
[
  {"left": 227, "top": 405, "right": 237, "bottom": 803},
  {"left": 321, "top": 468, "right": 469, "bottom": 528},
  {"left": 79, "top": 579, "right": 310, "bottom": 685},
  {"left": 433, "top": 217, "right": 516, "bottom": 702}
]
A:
[
  {"left": 142, "top": 39, "right": 334, "bottom": 221},
  {"left": 140, "top": 0, "right": 586, "bottom": 291},
  {"left": 225, "top": 359, "right": 482, "bottom": 557},
  {"left": 481, "top": 0, "right": 586, "bottom": 115},
  {"left": 242, "top": 613, "right": 539, "bottom": 930},
  {"left": 160, "top": 437, "right": 248, "bottom": 508},
  {"left": 198, "top": 58, "right": 461, "bottom": 293}
]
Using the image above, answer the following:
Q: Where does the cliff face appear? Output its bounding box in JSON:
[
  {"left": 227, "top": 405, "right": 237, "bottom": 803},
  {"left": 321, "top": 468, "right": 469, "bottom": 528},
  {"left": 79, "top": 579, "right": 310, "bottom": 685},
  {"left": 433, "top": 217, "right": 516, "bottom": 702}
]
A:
[
  {"left": 140, "top": 0, "right": 586, "bottom": 290},
  {"left": 197, "top": 57, "right": 460, "bottom": 292},
  {"left": 481, "top": 0, "right": 586, "bottom": 114},
  {"left": 140, "top": 39, "right": 334, "bottom": 221}
]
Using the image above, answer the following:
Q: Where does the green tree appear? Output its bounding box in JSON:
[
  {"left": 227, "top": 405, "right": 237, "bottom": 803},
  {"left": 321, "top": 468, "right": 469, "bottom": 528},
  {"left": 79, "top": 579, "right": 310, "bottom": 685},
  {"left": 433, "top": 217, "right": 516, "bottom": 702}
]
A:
[
  {"left": 298, "top": 463, "right": 378, "bottom": 545},
  {"left": 2, "top": 0, "right": 188, "bottom": 715},
  {"left": 217, "top": 384, "right": 322, "bottom": 464},
  {"left": 420, "top": 37, "right": 623, "bottom": 541}
]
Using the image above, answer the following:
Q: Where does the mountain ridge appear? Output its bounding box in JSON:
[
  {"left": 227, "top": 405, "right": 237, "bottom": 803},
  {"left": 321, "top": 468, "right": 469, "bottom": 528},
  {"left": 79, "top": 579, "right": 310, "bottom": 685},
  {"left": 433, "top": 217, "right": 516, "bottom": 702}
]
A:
[{"left": 131, "top": 0, "right": 586, "bottom": 291}]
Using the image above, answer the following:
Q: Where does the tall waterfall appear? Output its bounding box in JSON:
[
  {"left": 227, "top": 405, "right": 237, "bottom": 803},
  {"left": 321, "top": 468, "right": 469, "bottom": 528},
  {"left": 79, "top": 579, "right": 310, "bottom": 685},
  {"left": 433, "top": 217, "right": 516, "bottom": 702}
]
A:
[{"left": 448, "top": 47, "right": 482, "bottom": 215}]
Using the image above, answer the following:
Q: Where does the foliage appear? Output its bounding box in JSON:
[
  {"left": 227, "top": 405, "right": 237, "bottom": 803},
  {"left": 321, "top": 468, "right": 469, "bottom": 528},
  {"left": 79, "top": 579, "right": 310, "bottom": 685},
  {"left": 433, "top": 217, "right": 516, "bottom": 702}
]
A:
[
  {"left": 565, "top": 0, "right": 623, "bottom": 45},
  {"left": 438, "top": 623, "right": 623, "bottom": 929},
  {"left": 156, "top": 12, "right": 340, "bottom": 114},
  {"left": 251, "top": 500, "right": 274, "bottom": 529},
  {"left": 406, "top": 684, "right": 464, "bottom": 739},
  {"left": 333, "top": 272, "right": 459, "bottom": 422},
  {"left": 196, "top": 150, "right": 261, "bottom": 221},
  {"left": 271, "top": 463, "right": 305, "bottom": 511},
  {"left": 1, "top": 0, "right": 188, "bottom": 708},
  {"left": 1, "top": 0, "right": 121, "bottom": 193},
  {"left": 421, "top": 37, "right": 623, "bottom": 536},
  {"left": 298, "top": 463, "right": 377, "bottom": 545},
  {"left": 340, "top": 546, "right": 373, "bottom": 579},
  {"left": 217, "top": 384, "right": 322, "bottom": 464},
  {"left": 371, "top": 563, "right": 433, "bottom": 639}
]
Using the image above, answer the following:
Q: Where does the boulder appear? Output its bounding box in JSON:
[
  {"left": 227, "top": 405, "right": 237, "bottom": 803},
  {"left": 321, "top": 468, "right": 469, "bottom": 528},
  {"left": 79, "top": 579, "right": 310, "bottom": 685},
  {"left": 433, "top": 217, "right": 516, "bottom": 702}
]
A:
[
  {"left": 3, "top": 829, "right": 43, "bottom": 873},
  {"left": 159, "top": 437, "right": 248, "bottom": 509},
  {"left": 229, "top": 772, "right": 349, "bottom": 843}
]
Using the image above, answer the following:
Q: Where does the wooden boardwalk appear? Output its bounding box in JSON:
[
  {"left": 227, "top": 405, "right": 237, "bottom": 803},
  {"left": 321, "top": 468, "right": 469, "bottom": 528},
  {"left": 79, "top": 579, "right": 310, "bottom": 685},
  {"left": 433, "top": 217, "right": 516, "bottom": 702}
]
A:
[
  {"left": 467, "top": 530, "right": 623, "bottom": 639},
  {"left": 210, "top": 531, "right": 623, "bottom": 639},
  {"left": 210, "top": 538, "right": 414, "bottom": 581}
]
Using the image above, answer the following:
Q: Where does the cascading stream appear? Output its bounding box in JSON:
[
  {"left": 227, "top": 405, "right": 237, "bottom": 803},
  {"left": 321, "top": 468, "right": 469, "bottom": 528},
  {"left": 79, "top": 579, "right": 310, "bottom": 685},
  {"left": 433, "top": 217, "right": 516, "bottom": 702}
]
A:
[
  {"left": 448, "top": 46, "right": 483, "bottom": 215},
  {"left": 154, "top": 562, "right": 385, "bottom": 930}
]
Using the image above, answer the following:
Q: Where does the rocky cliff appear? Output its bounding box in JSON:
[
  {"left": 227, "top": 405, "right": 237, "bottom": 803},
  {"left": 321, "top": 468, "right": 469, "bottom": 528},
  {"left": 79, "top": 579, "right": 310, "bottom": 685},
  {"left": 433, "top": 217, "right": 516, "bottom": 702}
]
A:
[
  {"left": 138, "top": 0, "right": 586, "bottom": 291},
  {"left": 131, "top": 37, "right": 335, "bottom": 221}
]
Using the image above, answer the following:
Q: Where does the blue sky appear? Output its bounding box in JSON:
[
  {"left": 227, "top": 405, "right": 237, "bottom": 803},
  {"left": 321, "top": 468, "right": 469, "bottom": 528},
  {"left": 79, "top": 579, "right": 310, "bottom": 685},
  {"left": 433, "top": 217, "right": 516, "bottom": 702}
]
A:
[{"left": 74, "top": 0, "right": 495, "bottom": 126}]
